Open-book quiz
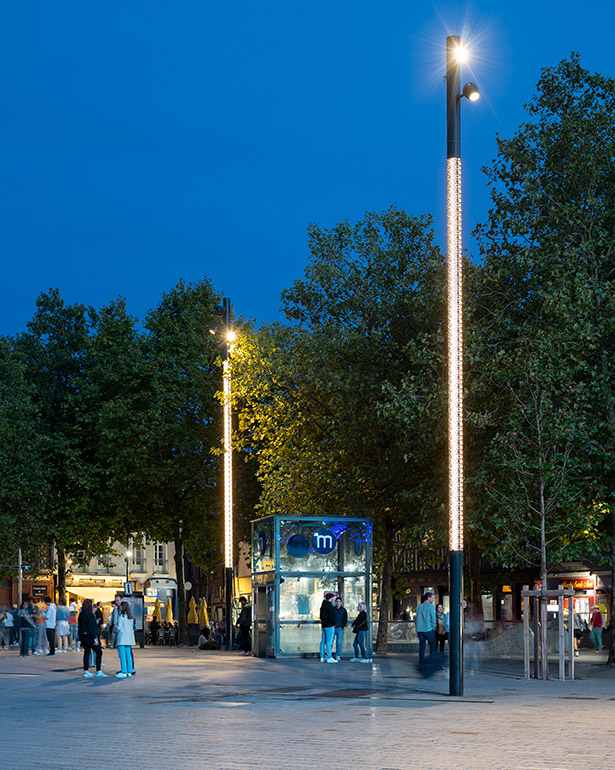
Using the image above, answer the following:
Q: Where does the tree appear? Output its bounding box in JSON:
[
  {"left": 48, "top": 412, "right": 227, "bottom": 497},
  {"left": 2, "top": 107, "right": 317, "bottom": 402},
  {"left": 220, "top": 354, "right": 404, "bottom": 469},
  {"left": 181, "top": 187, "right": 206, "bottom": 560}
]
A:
[
  {"left": 0, "top": 338, "right": 50, "bottom": 581},
  {"left": 233, "top": 207, "right": 447, "bottom": 651},
  {"left": 101, "top": 279, "right": 223, "bottom": 643},
  {"left": 14, "top": 290, "right": 127, "bottom": 600},
  {"left": 471, "top": 54, "right": 615, "bottom": 661}
]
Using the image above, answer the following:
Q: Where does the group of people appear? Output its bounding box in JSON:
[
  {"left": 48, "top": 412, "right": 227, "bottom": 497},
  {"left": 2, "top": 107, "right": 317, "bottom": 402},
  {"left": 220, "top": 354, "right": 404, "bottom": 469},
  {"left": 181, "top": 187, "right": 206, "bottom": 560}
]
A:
[
  {"left": 1, "top": 594, "right": 138, "bottom": 680},
  {"left": 1, "top": 596, "right": 81, "bottom": 656},
  {"left": 319, "top": 593, "right": 370, "bottom": 662},
  {"left": 78, "top": 595, "right": 136, "bottom": 678}
]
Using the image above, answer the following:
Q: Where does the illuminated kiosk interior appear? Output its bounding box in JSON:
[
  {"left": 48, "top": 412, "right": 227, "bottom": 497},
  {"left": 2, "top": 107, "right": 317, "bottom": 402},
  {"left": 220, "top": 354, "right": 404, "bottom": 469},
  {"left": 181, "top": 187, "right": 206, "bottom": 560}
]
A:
[{"left": 251, "top": 515, "right": 372, "bottom": 658}]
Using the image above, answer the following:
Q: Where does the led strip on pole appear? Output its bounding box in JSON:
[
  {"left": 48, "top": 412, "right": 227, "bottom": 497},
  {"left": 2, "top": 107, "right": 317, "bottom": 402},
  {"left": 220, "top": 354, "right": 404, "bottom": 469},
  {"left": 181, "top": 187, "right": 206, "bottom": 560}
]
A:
[
  {"left": 223, "top": 356, "right": 233, "bottom": 569},
  {"left": 447, "top": 155, "right": 463, "bottom": 553}
]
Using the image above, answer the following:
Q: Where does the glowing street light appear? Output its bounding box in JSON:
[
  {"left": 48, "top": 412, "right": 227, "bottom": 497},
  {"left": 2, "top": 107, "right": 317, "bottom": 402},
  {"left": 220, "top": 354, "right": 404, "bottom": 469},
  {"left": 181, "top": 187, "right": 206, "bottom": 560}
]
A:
[
  {"left": 446, "top": 34, "right": 479, "bottom": 698},
  {"left": 216, "top": 297, "right": 235, "bottom": 651}
]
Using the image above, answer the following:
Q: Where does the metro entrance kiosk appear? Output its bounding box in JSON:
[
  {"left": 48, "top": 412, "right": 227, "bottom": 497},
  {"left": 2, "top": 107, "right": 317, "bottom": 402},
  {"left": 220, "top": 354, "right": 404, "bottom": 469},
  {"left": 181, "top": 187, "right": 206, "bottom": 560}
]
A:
[{"left": 251, "top": 515, "right": 372, "bottom": 657}]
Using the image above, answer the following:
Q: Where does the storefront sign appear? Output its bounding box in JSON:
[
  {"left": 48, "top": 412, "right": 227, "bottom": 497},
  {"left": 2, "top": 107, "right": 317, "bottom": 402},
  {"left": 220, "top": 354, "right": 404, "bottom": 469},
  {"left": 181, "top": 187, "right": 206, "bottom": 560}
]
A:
[{"left": 562, "top": 578, "right": 594, "bottom": 590}]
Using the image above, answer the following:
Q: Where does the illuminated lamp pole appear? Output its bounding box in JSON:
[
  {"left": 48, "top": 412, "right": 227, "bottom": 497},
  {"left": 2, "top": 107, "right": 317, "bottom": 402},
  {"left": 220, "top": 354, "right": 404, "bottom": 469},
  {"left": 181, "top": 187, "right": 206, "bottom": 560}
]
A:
[
  {"left": 446, "top": 35, "right": 479, "bottom": 697},
  {"left": 221, "top": 297, "right": 235, "bottom": 652}
]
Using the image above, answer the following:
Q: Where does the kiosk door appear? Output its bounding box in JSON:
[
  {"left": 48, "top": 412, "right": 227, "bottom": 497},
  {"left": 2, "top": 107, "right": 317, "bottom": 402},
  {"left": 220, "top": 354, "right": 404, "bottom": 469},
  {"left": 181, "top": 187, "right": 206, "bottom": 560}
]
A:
[{"left": 255, "top": 584, "right": 274, "bottom": 657}]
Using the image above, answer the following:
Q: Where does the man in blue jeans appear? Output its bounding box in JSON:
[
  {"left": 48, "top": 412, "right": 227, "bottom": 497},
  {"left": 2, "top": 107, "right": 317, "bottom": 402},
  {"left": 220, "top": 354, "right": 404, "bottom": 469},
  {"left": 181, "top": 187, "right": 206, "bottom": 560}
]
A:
[
  {"left": 332, "top": 597, "right": 348, "bottom": 661},
  {"left": 319, "top": 593, "right": 338, "bottom": 663},
  {"left": 415, "top": 592, "right": 436, "bottom": 663}
]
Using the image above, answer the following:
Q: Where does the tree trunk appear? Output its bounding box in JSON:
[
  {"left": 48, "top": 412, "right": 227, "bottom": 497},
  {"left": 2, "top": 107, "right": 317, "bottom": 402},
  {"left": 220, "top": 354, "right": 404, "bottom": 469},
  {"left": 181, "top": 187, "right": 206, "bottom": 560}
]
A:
[
  {"left": 608, "top": 502, "right": 615, "bottom": 666},
  {"left": 57, "top": 546, "right": 66, "bottom": 604},
  {"left": 375, "top": 556, "right": 392, "bottom": 654},
  {"left": 375, "top": 515, "right": 393, "bottom": 654},
  {"left": 174, "top": 535, "right": 186, "bottom": 645},
  {"left": 467, "top": 535, "right": 481, "bottom": 605}
]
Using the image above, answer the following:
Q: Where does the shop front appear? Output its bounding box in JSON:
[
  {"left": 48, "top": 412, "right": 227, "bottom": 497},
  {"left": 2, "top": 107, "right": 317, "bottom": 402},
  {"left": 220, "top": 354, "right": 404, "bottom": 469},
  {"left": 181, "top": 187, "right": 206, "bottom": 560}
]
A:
[{"left": 251, "top": 515, "right": 372, "bottom": 658}]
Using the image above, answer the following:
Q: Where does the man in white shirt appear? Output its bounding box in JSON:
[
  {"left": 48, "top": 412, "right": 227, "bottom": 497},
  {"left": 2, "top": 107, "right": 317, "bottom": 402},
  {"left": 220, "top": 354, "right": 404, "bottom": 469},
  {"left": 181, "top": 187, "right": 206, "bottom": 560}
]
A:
[{"left": 43, "top": 596, "right": 57, "bottom": 656}]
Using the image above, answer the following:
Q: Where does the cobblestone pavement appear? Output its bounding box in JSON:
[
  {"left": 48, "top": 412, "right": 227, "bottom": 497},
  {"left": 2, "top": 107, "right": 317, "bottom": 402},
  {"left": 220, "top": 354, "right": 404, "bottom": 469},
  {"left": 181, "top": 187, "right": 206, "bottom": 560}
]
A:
[{"left": 0, "top": 646, "right": 613, "bottom": 770}]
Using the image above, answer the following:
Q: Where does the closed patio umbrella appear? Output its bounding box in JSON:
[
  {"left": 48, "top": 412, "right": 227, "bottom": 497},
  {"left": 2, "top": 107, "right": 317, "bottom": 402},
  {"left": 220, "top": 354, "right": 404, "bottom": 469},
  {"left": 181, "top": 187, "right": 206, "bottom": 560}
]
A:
[
  {"left": 198, "top": 598, "right": 209, "bottom": 628},
  {"left": 187, "top": 597, "right": 198, "bottom": 624},
  {"left": 164, "top": 597, "right": 173, "bottom": 623},
  {"left": 153, "top": 598, "right": 162, "bottom": 622}
]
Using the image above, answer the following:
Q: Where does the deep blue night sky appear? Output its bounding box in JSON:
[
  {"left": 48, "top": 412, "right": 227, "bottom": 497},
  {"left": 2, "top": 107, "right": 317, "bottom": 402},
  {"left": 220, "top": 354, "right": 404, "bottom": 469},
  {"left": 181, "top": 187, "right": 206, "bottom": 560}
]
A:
[{"left": 1, "top": 2, "right": 613, "bottom": 333}]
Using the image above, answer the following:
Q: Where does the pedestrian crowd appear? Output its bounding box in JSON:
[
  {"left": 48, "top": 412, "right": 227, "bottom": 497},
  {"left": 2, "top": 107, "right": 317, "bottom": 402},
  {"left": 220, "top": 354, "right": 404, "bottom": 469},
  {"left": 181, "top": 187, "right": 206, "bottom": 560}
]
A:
[{"left": 0, "top": 594, "right": 138, "bottom": 680}]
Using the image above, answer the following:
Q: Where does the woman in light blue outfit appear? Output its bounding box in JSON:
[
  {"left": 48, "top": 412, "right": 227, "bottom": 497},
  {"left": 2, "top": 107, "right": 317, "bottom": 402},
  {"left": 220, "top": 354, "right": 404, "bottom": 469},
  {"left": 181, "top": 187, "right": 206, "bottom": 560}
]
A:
[
  {"left": 115, "top": 601, "right": 136, "bottom": 679},
  {"left": 350, "top": 602, "right": 370, "bottom": 662}
]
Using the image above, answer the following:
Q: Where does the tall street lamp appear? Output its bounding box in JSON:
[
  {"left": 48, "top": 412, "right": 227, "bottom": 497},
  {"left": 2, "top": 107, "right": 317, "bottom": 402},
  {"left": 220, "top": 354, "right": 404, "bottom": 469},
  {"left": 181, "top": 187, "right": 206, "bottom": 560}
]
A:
[
  {"left": 446, "top": 35, "right": 479, "bottom": 698},
  {"left": 219, "top": 298, "right": 235, "bottom": 651}
]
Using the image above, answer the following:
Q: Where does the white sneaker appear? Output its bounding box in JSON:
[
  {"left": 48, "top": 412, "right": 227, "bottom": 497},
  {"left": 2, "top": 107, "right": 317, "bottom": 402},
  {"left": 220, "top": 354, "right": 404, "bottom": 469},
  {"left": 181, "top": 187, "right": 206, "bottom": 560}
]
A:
[
  {"left": 83, "top": 671, "right": 94, "bottom": 678},
  {"left": 95, "top": 670, "right": 107, "bottom": 678},
  {"left": 33, "top": 651, "right": 41, "bottom": 656},
  {"left": 349, "top": 657, "right": 360, "bottom": 662},
  {"left": 320, "top": 657, "right": 324, "bottom": 662},
  {"left": 360, "top": 658, "right": 372, "bottom": 663},
  {"left": 115, "top": 672, "right": 128, "bottom": 679},
  {"left": 326, "top": 658, "right": 339, "bottom": 663}
]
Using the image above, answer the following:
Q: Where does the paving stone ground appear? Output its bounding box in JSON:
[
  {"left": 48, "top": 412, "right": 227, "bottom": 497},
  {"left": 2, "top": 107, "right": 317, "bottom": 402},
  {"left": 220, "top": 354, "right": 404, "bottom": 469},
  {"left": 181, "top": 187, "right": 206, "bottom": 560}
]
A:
[{"left": 0, "top": 645, "right": 613, "bottom": 770}]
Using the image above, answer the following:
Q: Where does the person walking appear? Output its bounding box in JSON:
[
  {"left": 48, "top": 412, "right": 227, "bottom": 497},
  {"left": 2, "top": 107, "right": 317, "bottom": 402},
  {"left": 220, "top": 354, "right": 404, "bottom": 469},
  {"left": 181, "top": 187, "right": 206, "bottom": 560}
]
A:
[
  {"left": 319, "top": 592, "right": 338, "bottom": 663},
  {"left": 236, "top": 596, "right": 252, "bottom": 656},
  {"left": 435, "top": 603, "right": 449, "bottom": 653},
  {"left": 332, "top": 597, "right": 348, "bottom": 661},
  {"left": 350, "top": 602, "right": 370, "bottom": 662},
  {"left": 589, "top": 605, "right": 604, "bottom": 653},
  {"left": 43, "top": 596, "right": 57, "bottom": 656},
  {"left": 415, "top": 592, "right": 436, "bottom": 664},
  {"left": 78, "top": 598, "right": 106, "bottom": 678},
  {"left": 114, "top": 601, "right": 136, "bottom": 678},
  {"left": 18, "top": 600, "right": 36, "bottom": 656}
]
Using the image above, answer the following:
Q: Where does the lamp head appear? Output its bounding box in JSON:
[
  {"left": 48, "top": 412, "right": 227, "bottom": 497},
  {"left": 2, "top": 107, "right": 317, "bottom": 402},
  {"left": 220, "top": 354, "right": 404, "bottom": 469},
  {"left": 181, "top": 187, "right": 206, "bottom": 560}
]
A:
[
  {"left": 462, "top": 82, "right": 480, "bottom": 102},
  {"left": 454, "top": 45, "right": 468, "bottom": 63},
  {"left": 226, "top": 330, "right": 237, "bottom": 343}
]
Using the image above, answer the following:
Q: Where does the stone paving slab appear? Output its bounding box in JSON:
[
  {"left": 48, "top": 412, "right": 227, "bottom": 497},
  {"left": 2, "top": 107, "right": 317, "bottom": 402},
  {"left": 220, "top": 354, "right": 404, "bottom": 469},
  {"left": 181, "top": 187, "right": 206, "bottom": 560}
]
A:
[{"left": 0, "top": 646, "right": 613, "bottom": 770}]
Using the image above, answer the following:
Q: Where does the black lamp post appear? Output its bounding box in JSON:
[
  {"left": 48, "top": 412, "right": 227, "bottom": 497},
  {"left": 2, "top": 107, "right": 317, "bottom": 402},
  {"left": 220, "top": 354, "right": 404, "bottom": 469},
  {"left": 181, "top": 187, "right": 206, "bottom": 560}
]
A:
[{"left": 446, "top": 34, "right": 479, "bottom": 698}]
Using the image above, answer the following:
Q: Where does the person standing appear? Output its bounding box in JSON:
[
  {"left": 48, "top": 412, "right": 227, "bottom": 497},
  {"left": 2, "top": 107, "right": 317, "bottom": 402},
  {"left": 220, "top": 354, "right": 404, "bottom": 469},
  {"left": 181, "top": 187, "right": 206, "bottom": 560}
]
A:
[
  {"left": 114, "top": 601, "right": 136, "bottom": 678},
  {"left": 332, "top": 597, "right": 348, "bottom": 661},
  {"left": 415, "top": 592, "right": 436, "bottom": 663},
  {"left": 78, "top": 599, "right": 106, "bottom": 678},
  {"left": 18, "top": 601, "right": 36, "bottom": 656},
  {"left": 350, "top": 602, "right": 370, "bottom": 662},
  {"left": 236, "top": 596, "right": 252, "bottom": 656},
  {"left": 68, "top": 601, "right": 79, "bottom": 650},
  {"left": 55, "top": 600, "right": 71, "bottom": 652},
  {"left": 435, "top": 603, "right": 449, "bottom": 653},
  {"left": 319, "top": 593, "right": 338, "bottom": 663},
  {"left": 43, "top": 596, "right": 57, "bottom": 656},
  {"left": 589, "top": 605, "right": 604, "bottom": 653},
  {"left": 107, "top": 596, "right": 122, "bottom": 649}
]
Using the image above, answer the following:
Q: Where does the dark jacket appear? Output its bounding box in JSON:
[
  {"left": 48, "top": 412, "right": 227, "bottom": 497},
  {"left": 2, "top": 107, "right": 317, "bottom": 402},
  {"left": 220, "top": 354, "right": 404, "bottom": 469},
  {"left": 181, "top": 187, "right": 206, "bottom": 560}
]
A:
[
  {"left": 78, "top": 610, "right": 100, "bottom": 646},
  {"left": 352, "top": 611, "right": 368, "bottom": 634},
  {"left": 320, "top": 600, "right": 336, "bottom": 628},
  {"left": 332, "top": 606, "right": 348, "bottom": 629},
  {"left": 237, "top": 603, "right": 252, "bottom": 628}
]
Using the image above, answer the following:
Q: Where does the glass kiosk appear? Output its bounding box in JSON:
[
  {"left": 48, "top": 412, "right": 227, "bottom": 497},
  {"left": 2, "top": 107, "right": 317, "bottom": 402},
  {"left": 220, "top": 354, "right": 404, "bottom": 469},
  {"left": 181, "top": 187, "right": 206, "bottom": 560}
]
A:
[{"left": 251, "top": 515, "right": 372, "bottom": 657}]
